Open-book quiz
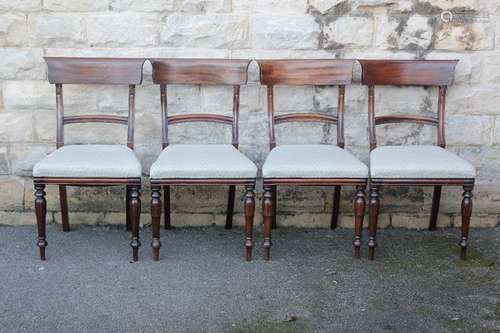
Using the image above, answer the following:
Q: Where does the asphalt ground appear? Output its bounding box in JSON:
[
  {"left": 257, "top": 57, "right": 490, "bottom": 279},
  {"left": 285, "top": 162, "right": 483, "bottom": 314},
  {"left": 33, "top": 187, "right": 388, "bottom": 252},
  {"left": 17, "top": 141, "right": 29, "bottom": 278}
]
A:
[{"left": 1, "top": 224, "right": 499, "bottom": 332}]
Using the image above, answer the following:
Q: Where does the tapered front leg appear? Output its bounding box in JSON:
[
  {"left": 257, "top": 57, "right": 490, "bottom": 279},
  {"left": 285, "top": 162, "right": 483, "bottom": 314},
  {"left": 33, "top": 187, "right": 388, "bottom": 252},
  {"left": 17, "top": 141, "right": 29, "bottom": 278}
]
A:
[
  {"left": 353, "top": 185, "right": 366, "bottom": 259},
  {"left": 151, "top": 186, "right": 162, "bottom": 261},
  {"left": 244, "top": 185, "right": 255, "bottom": 261},
  {"left": 35, "top": 184, "right": 48, "bottom": 260},
  {"left": 459, "top": 184, "right": 473, "bottom": 260},
  {"left": 129, "top": 185, "right": 141, "bottom": 262},
  {"left": 368, "top": 186, "right": 380, "bottom": 260},
  {"left": 262, "top": 186, "right": 274, "bottom": 260}
]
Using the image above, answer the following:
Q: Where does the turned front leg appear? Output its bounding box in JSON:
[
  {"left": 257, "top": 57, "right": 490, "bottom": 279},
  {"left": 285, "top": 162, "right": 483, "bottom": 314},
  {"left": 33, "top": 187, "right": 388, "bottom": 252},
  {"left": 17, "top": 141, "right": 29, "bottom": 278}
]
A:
[
  {"left": 368, "top": 186, "right": 380, "bottom": 260},
  {"left": 353, "top": 185, "right": 366, "bottom": 259},
  {"left": 35, "top": 184, "right": 48, "bottom": 260},
  {"left": 129, "top": 185, "right": 141, "bottom": 262},
  {"left": 459, "top": 184, "right": 473, "bottom": 260},
  {"left": 151, "top": 186, "right": 162, "bottom": 261},
  {"left": 244, "top": 185, "right": 255, "bottom": 261},
  {"left": 262, "top": 186, "right": 274, "bottom": 261}
]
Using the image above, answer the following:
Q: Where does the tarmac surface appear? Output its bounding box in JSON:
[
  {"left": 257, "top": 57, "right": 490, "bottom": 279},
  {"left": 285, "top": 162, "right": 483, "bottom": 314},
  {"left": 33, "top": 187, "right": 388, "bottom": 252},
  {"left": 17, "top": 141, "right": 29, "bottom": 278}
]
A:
[{"left": 1, "top": 224, "right": 499, "bottom": 332}]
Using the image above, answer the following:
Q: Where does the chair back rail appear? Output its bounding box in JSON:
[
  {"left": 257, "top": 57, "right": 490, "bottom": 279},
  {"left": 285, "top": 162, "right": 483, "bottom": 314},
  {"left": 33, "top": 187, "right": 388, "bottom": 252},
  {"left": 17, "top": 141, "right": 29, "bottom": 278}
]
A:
[
  {"left": 257, "top": 60, "right": 354, "bottom": 149},
  {"left": 360, "top": 60, "right": 457, "bottom": 150},
  {"left": 45, "top": 57, "right": 145, "bottom": 149},
  {"left": 259, "top": 59, "right": 354, "bottom": 86},
  {"left": 151, "top": 59, "right": 250, "bottom": 148},
  {"left": 45, "top": 57, "right": 145, "bottom": 85},
  {"left": 151, "top": 59, "right": 250, "bottom": 85}
]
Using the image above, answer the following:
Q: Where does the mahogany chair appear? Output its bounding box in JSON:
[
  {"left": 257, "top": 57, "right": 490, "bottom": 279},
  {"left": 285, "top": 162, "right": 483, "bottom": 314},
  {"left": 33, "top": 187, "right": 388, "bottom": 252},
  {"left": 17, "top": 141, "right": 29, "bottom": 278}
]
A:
[
  {"left": 33, "top": 57, "right": 145, "bottom": 261},
  {"left": 148, "top": 59, "right": 257, "bottom": 261},
  {"left": 359, "top": 60, "right": 476, "bottom": 260},
  {"left": 258, "top": 59, "right": 369, "bottom": 260}
]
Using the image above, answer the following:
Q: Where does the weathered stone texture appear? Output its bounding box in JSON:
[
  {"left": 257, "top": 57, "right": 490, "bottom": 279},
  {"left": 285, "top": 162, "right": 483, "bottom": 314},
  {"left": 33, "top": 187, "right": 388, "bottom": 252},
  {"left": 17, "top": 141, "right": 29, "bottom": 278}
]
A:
[
  {"left": 435, "top": 23, "right": 494, "bottom": 51},
  {"left": 0, "top": 13, "right": 28, "bottom": 46},
  {"left": 0, "top": 0, "right": 499, "bottom": 228},
  {"left": 161, "top": 15, "right": 249, "bottom": 48},
  {"left": 0, "top": 0, "right": 41, "bottom": 12},
  {"left": 252, "top": 16, "right": 320, "bottom": 50},
  {"left": 0, "top": 48, "right": 45, "bottom": 80},
  {"left": 28, "top": 14, "right": 86, "bottom": 47},
  {"left": 87, "top": 13, "right": 159, "bottom": 47},
  {"left": 233, "top": 0, "right": 307, "bottom": 15},
  {"left": 324, "top": 16, "right": 373, "bottom": 49},
  {"left": 44, "top": 0, "right": 108, "bottom": 12}
]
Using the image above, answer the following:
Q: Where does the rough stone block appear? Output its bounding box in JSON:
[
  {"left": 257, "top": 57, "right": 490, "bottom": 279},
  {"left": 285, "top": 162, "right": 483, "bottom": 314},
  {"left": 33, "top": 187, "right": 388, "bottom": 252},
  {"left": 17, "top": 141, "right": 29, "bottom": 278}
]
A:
[
  {"left": 375, "top": 15, "right": 432, "bottom": 53},
  {"left": 252, "top": 15, "right": 320, "bottom": 50},
  {"left": 482, "top": 53, "right": 500, "bottom": 83},
  {"left": 177, "top": 0, "right": 231, "bottom": 13},
  {"left": 8, "top": 144, "right": 53, "bottom": 177},
  {"left": 0, "top": 112, "right": 34, "bottom": 142},
  {"left": 324, "top": 16, "right": 373, "bottom": 49},
  {"left": 453, "top": 214, "right": 499, "bottom": 228},
  {"left": 44, "top": 0, "right": 108, "bottom": 11},
  {"left": 0, "top": 0, "right": 41, "bottom": 11},
  {"left": 308, "top": 0, "right": 349, "bottom": 14},
  {"left": 0, "top": 13, "right": 28, "bottom": 46},
  {"left": 161, "top": 15, "right": 249, "bottom": 48},
  {"left": 0, "top": 48, "right": 45, "bottom": 80},
  {"left": 446, "top": 115, "right": 493, "bottom": 145},
  {"left": 0, "top": 177, "right": 25, "bottom": 211},
  {"left": 3, "top": 81, "right": 97, "bottom": 112},
  {"left": 435, "top": 22, "right": 494, "bottom": 51},
  {"left": 110, "top": 0, "right": 230, "bottom": 13},
  {"left": 391, "top": 214, "right": 452, "bottom": 229},
  {"left": 233, "top": 0, "right": 307, "bottom": 15},
  {"left": 87, "top": 13, "right": 159, "bottom": 47},
  {"left": 28, "top": 14, "right": 86, "bottom": 47},
  {"left": 110, "top": 0, "right": 176, "bottom": 12},
  {"left": 0, "top": 211, "right": 37, "bottom": 226}
]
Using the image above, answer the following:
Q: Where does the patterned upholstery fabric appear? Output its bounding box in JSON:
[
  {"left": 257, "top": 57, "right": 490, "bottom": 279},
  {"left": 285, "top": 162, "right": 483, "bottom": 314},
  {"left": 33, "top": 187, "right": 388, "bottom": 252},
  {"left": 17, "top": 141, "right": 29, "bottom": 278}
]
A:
[
  {"left": 33, "top": 145, "right": 142, "bottom": 178},
  {"left": 150, "top": 144, "right": 257, "bottom": 179},
  {"left": 370, "top": 145, "right": 476, "bottom": 179},
  {"left": 262, "top": 144, "right": 368, "bottom": 179}
]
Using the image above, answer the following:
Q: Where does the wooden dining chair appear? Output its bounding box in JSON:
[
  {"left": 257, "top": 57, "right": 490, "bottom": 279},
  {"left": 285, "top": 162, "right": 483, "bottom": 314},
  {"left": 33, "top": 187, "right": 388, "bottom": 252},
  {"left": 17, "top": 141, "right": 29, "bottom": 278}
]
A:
[
  {"left": 359, "top": 59, "right": 476, "bottom": 260},
  {"left": 258, "top": 59, "right": 369, "bottom": 260},
  {"left": 148, "top": 59, "right": 257, "bottom": 261},
  {"left": 33, "top": 57, "right": 145, "bottom": 261}
]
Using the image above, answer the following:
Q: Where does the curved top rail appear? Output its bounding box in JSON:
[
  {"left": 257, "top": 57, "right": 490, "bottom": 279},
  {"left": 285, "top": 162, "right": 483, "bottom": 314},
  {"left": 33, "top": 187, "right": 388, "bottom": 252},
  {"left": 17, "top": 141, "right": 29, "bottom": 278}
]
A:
[
  {"left": 151, "top": 58, "right": 250, "bottom": 85},
  {"left": 359, "top": 59, "right": 458, "bottom": 86},
  {"left": 258, "top": 59, "right": 355, "bottom": 86},
  {"left": 45, "top": 57, "right": 145, "bottom": 85}
]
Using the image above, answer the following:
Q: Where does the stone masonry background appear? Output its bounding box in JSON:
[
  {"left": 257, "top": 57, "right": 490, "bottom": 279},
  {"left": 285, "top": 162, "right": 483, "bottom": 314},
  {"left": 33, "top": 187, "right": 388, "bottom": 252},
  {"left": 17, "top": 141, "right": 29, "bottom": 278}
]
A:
[{"left": 0, "top": 0, "right": 499, "bottom": 229}]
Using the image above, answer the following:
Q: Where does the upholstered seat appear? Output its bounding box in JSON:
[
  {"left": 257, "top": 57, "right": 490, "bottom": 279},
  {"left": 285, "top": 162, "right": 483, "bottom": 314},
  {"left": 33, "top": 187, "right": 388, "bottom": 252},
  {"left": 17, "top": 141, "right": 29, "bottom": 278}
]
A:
[
  {"left": 370, "top": 145, "right": 476, "bottom": 179},
  {"left": 150, "top": 144, "right": 257, "bottom": 179},
  {"left": 262, "top": 144, "right": 368, "bottom": 179},
  {"left": 33, "top": 145, "right": 142, "bottom": 178}
]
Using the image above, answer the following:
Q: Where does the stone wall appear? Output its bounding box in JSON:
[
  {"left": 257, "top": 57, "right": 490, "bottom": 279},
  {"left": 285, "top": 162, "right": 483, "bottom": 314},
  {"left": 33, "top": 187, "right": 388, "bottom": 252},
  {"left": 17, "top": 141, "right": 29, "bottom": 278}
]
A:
[{"left": 1, "top": 0, "right": 499, "bottom": 229}]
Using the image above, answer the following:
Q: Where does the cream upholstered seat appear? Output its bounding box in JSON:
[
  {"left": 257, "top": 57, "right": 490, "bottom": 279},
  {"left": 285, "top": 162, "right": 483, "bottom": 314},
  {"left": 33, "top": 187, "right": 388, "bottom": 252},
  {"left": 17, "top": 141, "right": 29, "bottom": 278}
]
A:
[
  {"left": 33, "top": 145, "right": 142, "bottom": 178},
  {"left": 150, "top": 144, "right": 257, "bottom": 179},
  {"left": 370, "top": 145, "right": 476, "bottom": 179},
  {"left": 262, "top": 144, "right": 368, "bottom": 179}
]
